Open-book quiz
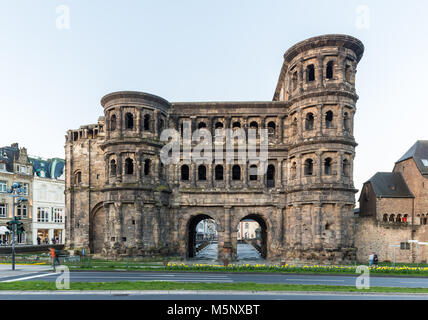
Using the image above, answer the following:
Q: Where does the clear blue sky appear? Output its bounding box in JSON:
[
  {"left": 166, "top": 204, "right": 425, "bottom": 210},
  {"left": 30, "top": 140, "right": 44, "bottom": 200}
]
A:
[{"left": 1, "top": 0, "right": 428, "bottom": 199}]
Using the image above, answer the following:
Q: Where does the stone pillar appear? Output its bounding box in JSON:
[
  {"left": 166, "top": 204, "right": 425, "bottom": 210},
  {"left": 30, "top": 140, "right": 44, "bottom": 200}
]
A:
[
  {"left": 337, "top": 105, "right": 344, "bottom": 135},
  {"left": 317, "top": 104, "right": 323, "bottom": 137},
  {"left": 298, "top": 109, "right": 303, "bottom": 140},
  {"left": 317, "top": 56, "right": 324, "bottom": 88},
  {"left": 338, "top": 152, "right": 344, "bottom": 182},
  {"left": 295, "top": 204, "right": 302, "bottom": 248},
  {"left": 137, "top": 110, "right": 142, "bottom": 135},
  {"left": 104, "top": 155, "right": 109, "bottom": 185},
  {"left": 279, "top": 116, "right": 284, "bottom": 143},
  {"left": 119, "top": 107, "right": 123, "bottom": 139},
  {"left": 136, "top": 153, "right": 142, "bottom": 182},
  {"left": 297, "top": 154, "right": 302, "bottom": 185},
  {"left": 243, "top": 160, "right": 248, "bottom": 189},
  {"left": 222, "top": 206, "right": 233, "bottom": 261},
  {"left": 313, "top": 203, "right": 322, "bottom": 249},
  {"left": 117, "top": 153, "right": 122, "bottom": 182},
  {"left": 154, "top": 109, "right": 159, "bottom": 138},
  {"left": 298, "top": 59, "right": 304, "bottom": 93},
  {"left": 317, "top": 151, "right": 323, "bottom": 184},
  {"left": 277, "top": 158, "right": 283, "bottom": 188},
  {"left": 335, "top": 204, "right": 343, "bottom": 248}
]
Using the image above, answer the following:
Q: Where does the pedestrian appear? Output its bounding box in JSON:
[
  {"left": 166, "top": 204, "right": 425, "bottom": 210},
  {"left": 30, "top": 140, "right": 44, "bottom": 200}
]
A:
[
  {"left": 49, "top": 247, "right": 60, "bottom": 269},
  {"left": 37, "top": 236, "right": 41, "bottom": 245},
  {"left": 52, "top": 237, "right": 56, "bottom": 244},
  {"left": 373, "top": 254, "right": 379, "bottom": 266},
  {"left": 369, "top": 253, "right": 374, "bottom": 266}
]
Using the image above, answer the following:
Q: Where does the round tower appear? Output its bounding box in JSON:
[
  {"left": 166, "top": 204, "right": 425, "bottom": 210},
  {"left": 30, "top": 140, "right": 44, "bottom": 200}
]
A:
[
  {"left": 99, "top": 91, "right": 171, "bottom": 256},
  {"left": 279, "top": 35, "right": 364, "bottom": 263}
]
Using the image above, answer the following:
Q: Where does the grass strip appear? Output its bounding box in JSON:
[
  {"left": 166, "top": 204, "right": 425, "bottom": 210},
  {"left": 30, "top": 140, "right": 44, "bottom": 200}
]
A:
[{"left": 0, "top": 281, "right": 428, "bottom": 294}]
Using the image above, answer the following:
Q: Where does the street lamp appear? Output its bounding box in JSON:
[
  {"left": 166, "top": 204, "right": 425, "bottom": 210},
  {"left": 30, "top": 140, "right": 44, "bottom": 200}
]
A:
[{"left": 7, "top": 182, "right": 28, "bottom": 271}]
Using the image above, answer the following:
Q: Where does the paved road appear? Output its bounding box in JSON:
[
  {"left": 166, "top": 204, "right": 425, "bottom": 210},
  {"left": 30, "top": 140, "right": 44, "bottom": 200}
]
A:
[
  {"left": 195, "top": 243, "right": 262, "bottom": 261},
  {"left": 0, "top": 291, "right": 427, "bottom": 300},
  {"left": 2, "top": 270, "right": 428, "bottom": 288}
]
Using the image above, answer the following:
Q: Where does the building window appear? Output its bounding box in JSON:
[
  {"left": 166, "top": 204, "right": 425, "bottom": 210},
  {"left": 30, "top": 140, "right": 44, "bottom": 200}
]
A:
[
  {"left": 215, "top": 122, "right": 223, "bottom": 129},
  {"left": 267, "top": 122, "right": 276, "bottom": 136},
  {"left": 110, "top": 114, "right": 117, "bottom": 131},
  {"left": 324, "top": 158, "right": 332, "bottom": 175},
  {"left": 267, "top": 164, "right": 275, "bottom": 188},
  {"left": 74, "top": 171, "right": 82, "bottom": 185},
  {"left": 37, "top": 207, "right": 49, "bottom": 222},
  {"left": 20, "top": 166, "right": 26, "bottom": 174},
  {"left": 181, "top": 165, "right": 189, "bottom": 181},
  {"left": 22, "top": 183, "right": 28, "bottom": 195},
  {"left": 304, "top": 159, "right": 314, "bottom": 176},
  {"left": 144, "top": 114, "right": 150, "bottom": 131},
  {"left": 110, "top": 159, "right": 117, "bottom": 176},
  {"left": 249, "top": 165, "right": 258, "bottom": 181},
  {"left": 125, "top": 158, "right": 134, "bottom": 175},
  {"left": 54, "top": 208, "right": 63, "bottom": 223},
  {"left": 342, "top": 159, "right": 350, "bottom": 177},
  {"left": 389, "top": 214, "right": 395, "bottom": 222},
  {"left": 307, "top": 64, "right": 315, "bottom": 82},
  {"left": 326, "top": 61, "right": 334, "bottom": 79},
  {"left": 305, "top": 113, "right": 314, "bottom": 130},
  {"left": 232, "top": 122, "right": 241, "bottom": 129},
  {"left": 144, "top": 159, "right": 151, "bottom": 176},
  {"left": 383, "top": 214, "right": 388, "bottom": 222},
  {"left": 215, "top": 165, "right": 223, "bottom": 181},
  {"left": 232, "top": 165, "right": 241, "bottom": 180},
  {"left": 198, "top": 165, "right": 206, "bottom": 181},
  {"left": 198, "top": 122, "right": 207, "bottom": 129},
  {"left": 125, "top": 113, "right": 134, "bottom": 130},
  {"left": 325, "top": 111, "right": 333, "bottom": 128},
  {"left": 0, "top": 204, "right": 6, "bottom": 218},
  {"left": 0, "top": 181, "right": 6, "bottom": 193},
  {"left": 17, "top": 204, "right": 27, "bottom": 218}
]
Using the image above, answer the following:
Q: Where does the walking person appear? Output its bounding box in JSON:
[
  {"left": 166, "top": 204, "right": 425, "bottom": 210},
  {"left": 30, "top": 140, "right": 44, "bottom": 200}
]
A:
[
  {"left": 373, "top": 253, "right": 379, "bottom": 266},
  {"left": 49, "top": 247, "right": 60, "bottom": 270}
]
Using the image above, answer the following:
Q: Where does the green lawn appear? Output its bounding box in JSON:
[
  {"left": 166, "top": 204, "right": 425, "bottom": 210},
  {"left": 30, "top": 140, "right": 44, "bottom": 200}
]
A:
[{"left": 0, "top": 281, "right": 427, "bottom": 294}]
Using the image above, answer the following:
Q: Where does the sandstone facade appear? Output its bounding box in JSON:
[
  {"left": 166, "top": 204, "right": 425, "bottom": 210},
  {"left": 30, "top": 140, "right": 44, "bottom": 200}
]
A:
[{"left": 65, "top": 34, "right": 365, "bottom": 263}]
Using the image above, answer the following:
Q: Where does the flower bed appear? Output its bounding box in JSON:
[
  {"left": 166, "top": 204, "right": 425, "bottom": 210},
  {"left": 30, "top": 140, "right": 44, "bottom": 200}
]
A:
[{"left": 165, "top": 263, "right": 428, "bottom": 275}]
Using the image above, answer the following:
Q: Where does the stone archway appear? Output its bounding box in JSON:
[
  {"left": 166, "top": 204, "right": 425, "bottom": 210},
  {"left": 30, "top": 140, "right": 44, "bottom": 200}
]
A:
[
  {"left": 89, "top": 203, "right": 106, "bottom": 254},
  {"left": 236, "top": 214, "right": 268, "bottom": 259},
  {"left": 186, "top": 214, "right": 217, "bottom": 259}
]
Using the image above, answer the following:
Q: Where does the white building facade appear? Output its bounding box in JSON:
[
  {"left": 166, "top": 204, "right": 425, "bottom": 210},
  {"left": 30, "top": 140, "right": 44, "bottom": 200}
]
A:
[{"left": 30, "top": 157, "right": 65, "bottom": 245}]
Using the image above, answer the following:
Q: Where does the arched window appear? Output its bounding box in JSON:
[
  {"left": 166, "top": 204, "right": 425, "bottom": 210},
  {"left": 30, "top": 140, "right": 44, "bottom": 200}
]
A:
[
  {"left": 304, "top": 159, "right": 313, "bottom": 176},
  {"left": 144, "top": 159, "right": 151, "bottom": 176},
  {"left": 198, "top": 122, "right": 206, "bottom": 129},
  {"left": 249, "top": 165, "right": 258, "bottom": 181},
  {"left": 232, "top": 165, "right": 241, "bottom": 180},
  {"left": 125, "top": 113, "right": 134, "bottom": 130},
  {"left": 267, "top": 164, "right": 275, "bottom": 188},
  {"left": 292, "top": 71, "right": 298, "bottom": 91},
  {"left": 215, "top": 165, "right": 223, "bottom": 180},
  {"left": 403, "top": 214, "right": 408, "bottom": 223},
  {"left": 342, "top": 159, "right": 350, "bottom": 177},
  {"left": 198, "top": 165, "right": 206, "bottom": 181},
  {"left": 125, "top": 158, "right": 134, "bottom": 175},
  {"left": 181, "top": 165, "right": 189, "bottom": 181},
  {"left": 396, "top": 214, "right": 402, "bottom": 223},
  {"left": 305, "top": 113, "right": 314, "bottom": 130},
  {"left": 267, "top": 122, "right": 276, "bottom": 136},
  {"left": 75, "top": 171, "right": 82, "bottom": 185},
  {"left": 324, "top": 158, "right": 332, "bottom": 175},
  {"left": 249, "top": 121, "right": 258, "bottom": 129},
  {"left": 383, "top": 214, "right": 388, "bottom": 222},
  {"left": 307, "top": 64, "right": 315, "bottom": 82},
  {"left": 326, "top": 61, "right": 334, "bottom": 79},
  {"left": 389, "top": 214, "right": 395, "bottom": 222},
  {"left": 215, "top": 122, "right": 223, "bottom": 129},
  {"left": 325, "top": 111, "right": 333, "bottom": 128},
  {"left": 110, "top": 159, "right": 117, "bottom": 176},
  {"left": 144, "top": 114, "right": 150, "bottom": 131},
  {"left": 110, "top": 114, "right": 117, "bottom": 131},
  {"left": 232, "top": 121, "right": 241, "bottom": 129}
]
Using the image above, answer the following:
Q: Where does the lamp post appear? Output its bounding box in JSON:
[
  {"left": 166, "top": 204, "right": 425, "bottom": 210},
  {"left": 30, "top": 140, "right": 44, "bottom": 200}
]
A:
[{"left": 7, "top": 182, "right": 28, "bottom": 271}]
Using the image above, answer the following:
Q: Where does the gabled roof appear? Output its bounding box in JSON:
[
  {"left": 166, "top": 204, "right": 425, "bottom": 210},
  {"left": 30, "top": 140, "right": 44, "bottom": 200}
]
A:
[
  {"left": 396, "top": 140, "right": 428, "bottom": 177},
  {"left": 0, "top": 144, "right": 20, "bottom": 173},
  {"left": 365, "top": 172, "right": 414, "bottom": 198}
]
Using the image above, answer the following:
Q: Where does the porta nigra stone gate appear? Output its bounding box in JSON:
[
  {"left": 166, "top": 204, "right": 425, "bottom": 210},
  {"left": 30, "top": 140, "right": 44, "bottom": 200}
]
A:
[{"left": 65, "top": 34, "right": 364, "bottom": 263}]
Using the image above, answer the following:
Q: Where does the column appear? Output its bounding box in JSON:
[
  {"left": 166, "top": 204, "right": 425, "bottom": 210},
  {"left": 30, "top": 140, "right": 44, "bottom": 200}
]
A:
[
  {"left": 223, "top": 206, "right": 232, "bottom": 260},
  {"left": 279, "top": 116, "right": 284, "bottom": 143},
  {"left": 104, "top": 156, "right": 109, "bottom": 185},
  {"left": 338, "top": 152, "right": 344, "bottom": 182},
  {"left": 154, "top": 109, "right": 159, "bottom": 138},
  {"left": 337, "top": 105, "right": 344, "bottom": 135},
  {"left": 119, "top": 107, "right": 123, "bottom": 139},
  {"left": 276, "top": 159, "right": 283, "bottom": 188},
  {"left": 317, "top": 56, "right": 324, "bottom": 88},
  {"left": 316, "top": 151, "right": 323, "bottom": 184},
  {"left": 317, "top": 104, "right": 323, "bottom": 137},
  {"left": 243, "top": 160, "right": 248, "bottom": 189},
  {"left": 298, "top": 109, "right": 303, "bottom": 140},
  {"left": 117, "top": 153, "right": 122, "bottom": 182},
  {"left": 298, "top": 59, "right": 304, "bottom": 93}
]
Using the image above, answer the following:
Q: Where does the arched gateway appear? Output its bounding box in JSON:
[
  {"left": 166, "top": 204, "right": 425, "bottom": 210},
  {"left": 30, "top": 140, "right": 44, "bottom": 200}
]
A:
[
  {"left": 236, "top": 214, "right": 268, "bottom": 259},
  {"left": 89, "top": 203, "right": 106, "bottom": 254},
  {"left": 186, "top": 214, "right": 217, "bottom": 258}
]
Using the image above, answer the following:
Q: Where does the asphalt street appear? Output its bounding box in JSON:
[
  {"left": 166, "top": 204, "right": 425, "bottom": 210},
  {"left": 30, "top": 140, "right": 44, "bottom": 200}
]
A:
[{"left": 2, "top": 269, "right": 428, "bottom": 288}]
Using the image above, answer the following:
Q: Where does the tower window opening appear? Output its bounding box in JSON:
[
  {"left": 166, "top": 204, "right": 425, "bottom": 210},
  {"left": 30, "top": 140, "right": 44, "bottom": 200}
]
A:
[
  {"left": 181, "top": 165, "right": 189, "bottom": 181},
  {"left": 342, "top": 159, "right": 350, "bottom": 177},
  {"left": 110, "top": 159, "right": 117, "bottom": 176},
  {"left": 198, "top": 165, "right": 207, "bottom": 181},
  {"left": 304, "top": 159, "right": 314, "bottom": 176},
  {"left": 389, "top": 214, "right": 395, "bottom": 222},
  {"left": 144, "top": 114, "right": 150, "bottom": 131},
  {"left": 144, "top": 159, "right": 151, "bottom": 176},
  {"left": 110, "top": 114, "right": 117, "bottom": 131},
  {"left": 325, "top": 111, "right": 333, "bottom": 128},
  {"left": 267, "top": 164, "right": 275, "bottom": 188},
  {"left": 383, "top": 214, "right": 388, "bottom": 222},
  {"left": 215, "top": 122, "right": 223, "bottom": 129},
  {"left": 232, "top": 165, "right": 241, "bottom": 180},
  {"left": 343, "top": 112, "right": 351, "bottom": 132},
  {"left": 125, "top": 158, "right": 134, "bottom": 175},
  {"left": 324, "top": 158, "right": 332, "bottom": 175},
  {"left": 307, "top": 64, "right": 315, "bottom": 82},
  {"left": 267, "top": 121, "right": 276, "bottom": 136},
  {"left": 249, "top": 165, "right": 258, "bottom": 181},
  {"left": 74, "top": 171, "right": 82, "bottom": 185},
  {"left": 305, "top": 113, "right": 314, "bottom": 130},
  {"left": 326, "top": 61, "right": 334, "bottom": 79},
  {"left": 232, "top": 121, "right": 241, "bottom": 129},
  {"left": 215, "top": 165, "right": 223, "bottom": 180},
  {"left": 125, "top": 113, "right": 134, "bottom": 130},
  {"left": 198, "top": 122, "right": 207, "bottom": 129}
]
